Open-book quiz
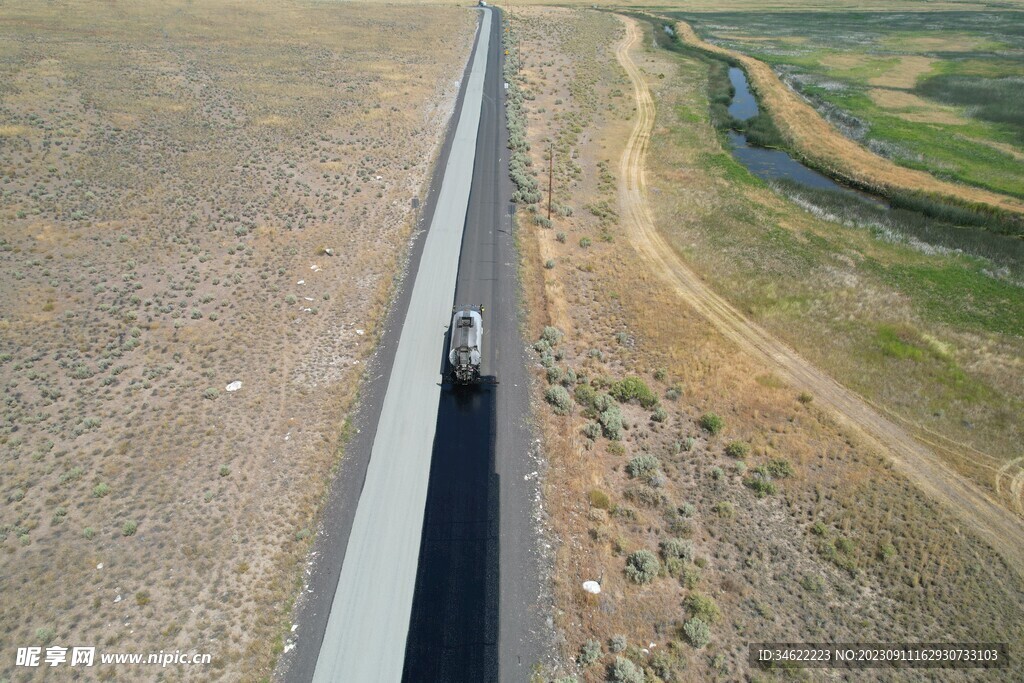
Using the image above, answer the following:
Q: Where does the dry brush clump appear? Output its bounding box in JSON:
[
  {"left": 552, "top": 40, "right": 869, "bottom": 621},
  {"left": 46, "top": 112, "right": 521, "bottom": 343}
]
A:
[{"left": 0, "top": 0, "right": 475, "bottom": 678}]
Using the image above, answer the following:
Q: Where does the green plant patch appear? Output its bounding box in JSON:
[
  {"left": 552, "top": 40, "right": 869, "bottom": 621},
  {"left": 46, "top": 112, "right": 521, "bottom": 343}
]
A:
[{"left": 868, "top": 262, "right": 1024, "bottom": 338}]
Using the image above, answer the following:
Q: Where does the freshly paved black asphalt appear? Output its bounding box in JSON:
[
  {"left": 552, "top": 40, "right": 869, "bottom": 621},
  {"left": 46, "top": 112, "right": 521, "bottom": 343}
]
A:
[{"left": 279, "top": 7, "right": 543, "bottom": 683}]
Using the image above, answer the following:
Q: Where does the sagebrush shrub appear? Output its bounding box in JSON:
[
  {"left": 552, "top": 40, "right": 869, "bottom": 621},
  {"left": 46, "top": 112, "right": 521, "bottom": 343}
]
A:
[
  {"left": 725, "top": 441, "right": 749, "bottom": 458},
  {"left": 544, "top": 385, "right": 572, "bottom": 415},
  {"left": 625, "top": 549, "right": 660, "bottom": 584},
  {"left": 684, "top": 592, "right": 720, "bottom": 623},
  {"left": 610, "top": 656, "right": 645, "bottom": 683},
  {"left": 610, "top": 376, "right": 658, "bottom": 409},
  {"left": 700, "top": 413, "right": 724, "bottom": 435},
  {"left": 626, "top": 454, "right": 660, "bottom": 478},
  {"left": 744, "top": 471, "right": 776, "bottom": 497},
  {"left": 578, "top": 639, "right": 602, "bottom": 666},
  {"left": 600, "top": 405, "right": 623, "bottom": 440},
  {"left": 766, "top": 458, "right": 794, "bottom": 478},
  {"left": 683, "top": 618, "right": 710, "bottom": 648},
  {"left": 660, "top": 538, "right": 694, "bottom": 563}
]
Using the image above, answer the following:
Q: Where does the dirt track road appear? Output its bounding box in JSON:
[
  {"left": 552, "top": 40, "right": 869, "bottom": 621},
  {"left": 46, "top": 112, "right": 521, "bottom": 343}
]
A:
[{"left": 614, "top": 15, "right": 1024, "bottom": 572}]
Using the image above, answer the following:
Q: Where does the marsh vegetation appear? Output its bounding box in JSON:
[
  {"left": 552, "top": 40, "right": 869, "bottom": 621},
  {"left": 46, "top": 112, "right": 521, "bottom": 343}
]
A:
[{"left": 672, "top": 10, "right": 1024, "bottom": 198}]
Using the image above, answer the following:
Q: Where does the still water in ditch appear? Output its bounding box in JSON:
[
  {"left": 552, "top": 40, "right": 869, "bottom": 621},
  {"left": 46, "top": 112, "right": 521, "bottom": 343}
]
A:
[{"left": 726, "top": 67, "right": 863, "bottom": 196}]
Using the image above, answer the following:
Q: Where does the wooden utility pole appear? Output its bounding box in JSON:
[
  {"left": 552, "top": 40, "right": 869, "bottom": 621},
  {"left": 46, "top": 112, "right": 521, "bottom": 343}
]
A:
[{"left": 547, "top": 141, "right": 554, "bottom": 221}]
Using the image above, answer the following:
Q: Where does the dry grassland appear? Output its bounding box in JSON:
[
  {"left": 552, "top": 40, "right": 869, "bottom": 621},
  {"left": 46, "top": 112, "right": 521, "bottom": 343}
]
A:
[
  {"left": 867, "top": 56, "right": 936, "bottom": 89},
  {"left": 867, "top": 88, "right": 969, "bottom": 126},
  {"left": 0, "top": 0, "right": 474, "bottom": 679},
  {"left": 673, "top": 20, "right": 1024, "bottom": 216},
  {"left": 510, "top": 7, "right": 1024, "bottom": 682}
]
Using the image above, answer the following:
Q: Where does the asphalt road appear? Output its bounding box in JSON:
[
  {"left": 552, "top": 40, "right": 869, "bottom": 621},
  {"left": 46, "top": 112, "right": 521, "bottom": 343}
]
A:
[
  {"left": 308, "top": 9, "right": 492, "bottom": 682},
  {"left": 279, "top": 7, "right": 543, "bottom": 682},
  {"left": 401, "top": 7, "right": 542, "bottom": 681}
]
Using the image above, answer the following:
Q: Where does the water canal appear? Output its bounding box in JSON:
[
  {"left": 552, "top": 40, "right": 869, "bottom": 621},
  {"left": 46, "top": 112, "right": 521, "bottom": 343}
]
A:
[{"left": 722, "top": 66, "right": 1023, "bottom": 276}]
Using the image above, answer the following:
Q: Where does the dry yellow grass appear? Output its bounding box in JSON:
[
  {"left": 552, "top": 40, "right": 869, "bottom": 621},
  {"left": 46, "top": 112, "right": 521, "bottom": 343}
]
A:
[
  {"left": 0, "top": 0, "right": 475, "bottom": 679},
  {"left": 673, "top": 19, "right": 1024, "bottom": 216},
  {"left": 867, "top": 87, "right": 969, "bottom": 125},
  {"left": 0, "top": 124, "right": 30, "bottom": 137},
  {"left": 867, "top": 55, "right": 936, "bottom": 88},
  {"left": 968, "top": 137, "right": 1024, "bottom": 162},
  {"left": 818, "top": 52, "right": 873, "bottom": 70},
  {"left": 512, "top": 8, "right": 1024, "bottom": 680}
]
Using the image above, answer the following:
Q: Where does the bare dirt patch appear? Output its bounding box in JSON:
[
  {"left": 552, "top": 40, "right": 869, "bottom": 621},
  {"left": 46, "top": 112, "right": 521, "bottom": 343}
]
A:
[{"left": 818, "top": 52, "right": 871, "bottom": 71}]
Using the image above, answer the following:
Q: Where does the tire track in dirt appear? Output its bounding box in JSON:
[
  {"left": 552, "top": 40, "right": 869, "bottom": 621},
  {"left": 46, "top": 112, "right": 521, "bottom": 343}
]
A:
[
  {"left": 996, "top": 457, "right": 1024, "bottom": 515},
  {"left": 614, "top": 15, "right": 1024, "bottom": 572}
]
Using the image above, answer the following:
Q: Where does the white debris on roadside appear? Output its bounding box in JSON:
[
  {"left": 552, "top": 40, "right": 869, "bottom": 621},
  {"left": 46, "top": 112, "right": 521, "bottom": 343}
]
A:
[
  {"left": 297, "top": 280, "right": 305, "bottom": 285},
  {"left": 226, "top": 381, "right": 242, "bottom": 392},
  {"left": 310, "top": 264, "right": 322, "bottom": 272},
  {"left": 355, "top": 329, "right": 365, "bottom": 335},
  {"left": 97, "top": 563, "right": 103, "bottom": 570}
]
